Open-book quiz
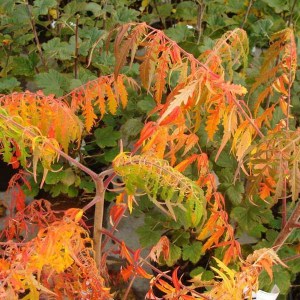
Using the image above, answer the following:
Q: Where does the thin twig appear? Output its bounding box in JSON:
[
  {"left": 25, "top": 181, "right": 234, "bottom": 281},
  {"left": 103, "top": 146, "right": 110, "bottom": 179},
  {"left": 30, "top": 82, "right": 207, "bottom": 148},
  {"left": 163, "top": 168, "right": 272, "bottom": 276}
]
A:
[
  {"left": 25, "top": 2, "right": 48, "bottom": 70},
  {"left": 93, "top": 178, "right": 105, "bottom": 270},
  {"left": 196, "top": 0, "right": 206, "bottom": 44},
  {"left": 288, "top": 0, "right": 298, "bottom": 26},
  {"left": 283, "top": 253, "right": 300, "bottom": 263},
  {"left": 74, "top": 15, "right": 80, "bottom": 79},
  {"left": 153, "top": 0, "right": 165, "bottom": 29},
  {"left": 282, "top": 178, "right": 287, "bottom": 228},
  {"left": 241, "top": 0, "right": 254, "bottom": 29},
  {"left": 123, "top": 275, "right": 136, "bottom": 300},
  {"left": 286, "top": 38, "right": 294, "bottom": 131}
]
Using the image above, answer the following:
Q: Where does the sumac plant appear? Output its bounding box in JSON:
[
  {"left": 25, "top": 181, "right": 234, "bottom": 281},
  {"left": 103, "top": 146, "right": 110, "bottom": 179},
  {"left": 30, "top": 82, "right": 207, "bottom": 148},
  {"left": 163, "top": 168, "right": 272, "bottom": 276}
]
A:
[{"left": 0, "top": 22, "right": 299, "bottom": 299}]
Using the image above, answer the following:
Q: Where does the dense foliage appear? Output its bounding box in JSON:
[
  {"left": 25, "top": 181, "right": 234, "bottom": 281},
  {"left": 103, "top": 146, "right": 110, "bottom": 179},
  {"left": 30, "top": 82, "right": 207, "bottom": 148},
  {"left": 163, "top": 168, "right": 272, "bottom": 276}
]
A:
[{"left": 0, "top": 0, "right": 299, "bottom": 299}]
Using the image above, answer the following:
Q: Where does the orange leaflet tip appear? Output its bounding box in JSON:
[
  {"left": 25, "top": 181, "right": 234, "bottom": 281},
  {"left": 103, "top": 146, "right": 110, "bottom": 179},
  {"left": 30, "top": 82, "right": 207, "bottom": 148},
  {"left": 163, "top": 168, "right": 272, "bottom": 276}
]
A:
[
  {"left": 172, "top": 267, "right": 181, "bottom": 291},
  {"left": 158, "top": 106, "right": 181, "bottom": 126},
  {"left": 135, "top": 121, "right": 158, "bottom": 148},
  {"left": 137, "top": 266, "right": 153, "bottom": 279},
  {"left": 110, "top": 203, "right": 126, "bottom": 225}
]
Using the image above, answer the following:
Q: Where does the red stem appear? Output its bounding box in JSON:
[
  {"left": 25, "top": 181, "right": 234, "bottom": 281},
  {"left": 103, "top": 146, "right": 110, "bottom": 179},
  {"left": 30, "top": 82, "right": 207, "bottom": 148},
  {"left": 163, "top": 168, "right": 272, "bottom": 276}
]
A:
[
  {"left": 282, "top": 178, "right": 287, "bottom": 229},
  {"left": 273, "top": 200, "right": 300, "bottom": 251}
]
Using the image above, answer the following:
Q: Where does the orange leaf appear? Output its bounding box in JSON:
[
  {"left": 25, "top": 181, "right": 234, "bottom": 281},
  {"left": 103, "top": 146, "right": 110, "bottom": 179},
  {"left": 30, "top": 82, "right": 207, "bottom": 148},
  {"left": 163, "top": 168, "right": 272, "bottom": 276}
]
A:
[
  {"left": 106, "top": 84, "right": 118, "bottom": 115},
  {"left": 172, "top": 267, "right": 181, "bottom": 291},
  {"left": 159, "top": 106, "right": 181, "bottom": 126},
  {"left": 206, "top": 105, "right": 222, "bottom": 140},
  {"left": 135, "top": 122, "right": 158, "bottom": 149},
  {"left": 116, "top": 75, "right": 128, "bottom": 108},
  {"left": 109, "top": 203, "right": 126, "bottom": 226},
  {"left": 175, "top": 154, "right": 198, "bottom": 172},
  {"left": 136, "top": 266, "right": 153, "bottom": 279},
  {"left": 120, "top": 241, "right": 133, "bottom": 264},
  {"left": 121, "top": 265, "right": 134, "bottom": 281}
]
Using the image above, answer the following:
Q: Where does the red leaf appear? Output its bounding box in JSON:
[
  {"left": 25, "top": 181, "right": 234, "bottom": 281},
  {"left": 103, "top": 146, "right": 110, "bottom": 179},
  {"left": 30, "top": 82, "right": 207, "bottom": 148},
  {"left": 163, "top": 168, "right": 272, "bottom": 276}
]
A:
[
  {"left": 109, "top": 203, "right": 126, "bottom": 226},
  {"left": 172, "top": 267, "right": 181, "bottom": 291},
  {"left": 9, "top": 156, "right": 20, "bottom": 169},
  {"left": 135, "top": 121, "right": 158, "bottom": 149},
  {"left": 158, "top": 106, "right": 181, "bottom": 126}
]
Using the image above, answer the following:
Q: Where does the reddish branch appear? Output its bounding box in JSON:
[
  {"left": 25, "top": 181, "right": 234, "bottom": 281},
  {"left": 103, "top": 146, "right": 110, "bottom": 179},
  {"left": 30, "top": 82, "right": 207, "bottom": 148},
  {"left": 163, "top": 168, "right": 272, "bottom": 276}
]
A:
[{"left": 273, "top": 200, "right": 300, "bottom": 251}]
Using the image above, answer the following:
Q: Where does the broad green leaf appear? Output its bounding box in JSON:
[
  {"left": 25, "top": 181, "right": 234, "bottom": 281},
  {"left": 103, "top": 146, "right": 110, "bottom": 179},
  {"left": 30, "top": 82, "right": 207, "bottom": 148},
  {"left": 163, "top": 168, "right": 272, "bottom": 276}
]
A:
[
  {"left": 218, "top": 168, "right": 244, "bottom": 205},
  {"left": 166, "top": 244, "right": 181, "bottom": 267},
  {"left": 12, "top": 54, "right": 38, "bottom": 77},
  {"left": 137, "top": 97, "right": 156, "bottom": 113},
  {"left": 33, "top": 0, "right": 57, "bottom": 16},
  {"left": 84, "top": 2, "right": 103, "bottom": 17},
  {"left": 182, "top": 241, "right": 202, "bottom": 264},
  {"left": 67, "top": 185, "right": 78, "bottom": 197},
  {"left": 175, "top": 1, "right": 198, "bottom": 21},
  {"left": 94, "top": 126, "right": 121, "bottom": 148},
  {"left": 45, "top": 170, "right": 64, "bottom": 184},
  {"left": 35, "top": 70, "right": 69, "bottom": 96},
  {"left": 0, "top": 77, "right": 20, "bottom": 92},
  {"left": 42, "top": 38, "right": 74, "bottom": 61},
  {"left": 259, "top": 266, "right": 291, "bottom": 295},
  {"left": 136, "top": 226, "right": 161, "bottom": 247},
  {"left": 79, "top": 179, "right": 95, "bottom": 193},
  {"left": 121, "top": 118, "right": 143, "bottom": 138},
  {"left": 165, "top": 24, "right": 193, "bottom": 43},
  {"left": 214, "top": 150, "right": 236, "bottom": 168},
  {"left": 156, "top": 3, "right": 173, "bottom": 18},
  {"left": 261, "top": 0, "right": 288, "bottom": 13},
  {"left": 61, "top": 168, "right": 76, "bottom": 187},
  {"left": 104, "top": 148, "right": 119, "bottom": 162},
  {"left": 114, "top": 7, "right": 139, "bottom": 23},
  {"left": 190, "top": 267, "right": 214, "bottom": 280},
  {"left": 0, "top": 0, "right": 15, "bottom": 14},
  {"left": 225, "top": 182, "right": 244, "bottom": 205}
]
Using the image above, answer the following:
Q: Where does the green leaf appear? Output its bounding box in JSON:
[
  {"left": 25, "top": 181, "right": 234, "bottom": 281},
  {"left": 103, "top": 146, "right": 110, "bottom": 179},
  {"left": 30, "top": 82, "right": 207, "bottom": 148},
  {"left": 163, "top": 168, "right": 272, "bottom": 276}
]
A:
[
  {"left": 61, "top": 168, "right": 76, "bottom": 187},
  {"left": 114, "top": 7, "right": 139, "bottom": 23},
  {"left": 35, "top": 69, "right": 69, "bottom": 96},
  {"left": 12, "top": 54, "right": 38, "bottom": 77},
  {"left": 79, "top": 179, "right": 95, "bottom": 193},
  {"left": 259, "top": 266, "right": 291, "bottom": 295},
  {"left": 218, "top": 168, "right": 244, "bottom": 205},
  {"left": 104, "top": 147, "right": 119, "bottom": 162},
  {"left": 214, "top": 150, "right": 236, "bottom": 168},
  {"left": 225, "top": 181, "right": 244, "bottom": 205},
  {"left": 261, "top": 0, "right": 288, "bottom": 13},
  {"left": 84, "top": 2, "right": 103, "bottom": 17},
  {"left": 67, "top": 185, "right": 78, "bottom": 197},
  {"left": 156, "top": 3, "right": 173, "bottom": 18},
  {"left": 165, "top": 24, "right": 193, "bottom": 43},
  {"left": 121, "top": 118, "right": 143, "bottom": 138},
  {"left": 136, "top": 226, "right": 161, "bottom": 247},
  {"left": 0, "top": 77, "right": 20, "bottom": 92},
  {"left": 137, "top": 97, "right": 156, "bottom": 113},
  {"left": 175, "top": 1, "right": 198, "bottom": 20},
  {"left": 166, "top": 244, "right": 181, "bottom": 267},
  {"left": 0, "top": 0, "right": 15, "bottom": 14},
  {"left": 94, "top": 126, "right": 121, "bottom": 148},
  {"left": 33, "top": 0, "right": 57, "bottom": 16},
  {"left": 45, "top": 170, "right": 64, "bottom": 184},
  {"left": 231, "top": 204, "right": 274, "bottom": 233},
  {"left": 42, "top": 38, "right": 74, "bottom": 61},
  {"left": 190, "top": 267, "right": 214, "bottom": 280},
  {"left": 182, "top": 241, "right": 202, "bottom": 264}
]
